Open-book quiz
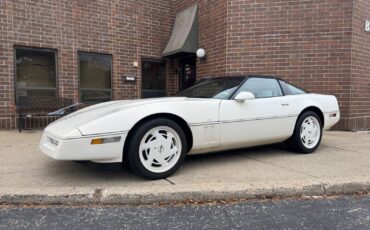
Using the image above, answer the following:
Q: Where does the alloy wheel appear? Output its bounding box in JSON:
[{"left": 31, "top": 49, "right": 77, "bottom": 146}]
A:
[
  {"left": 138, "top": 126, "right": 182, "bottom": 173},
  {"left": 300, "top": 116, "right": 321, "bottom": 149}
]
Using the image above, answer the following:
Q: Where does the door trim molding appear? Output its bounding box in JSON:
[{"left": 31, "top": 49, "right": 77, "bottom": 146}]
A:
[{"left": 189, "top": 114, "right": 298, "bottom": 127}]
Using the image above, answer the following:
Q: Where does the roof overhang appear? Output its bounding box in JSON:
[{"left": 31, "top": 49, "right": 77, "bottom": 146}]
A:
[{"left": 162, "top": 4, "right": 198, "bottom": 58}]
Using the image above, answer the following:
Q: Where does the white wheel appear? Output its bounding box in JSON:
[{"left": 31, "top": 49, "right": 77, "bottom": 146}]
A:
[
  {"left": 139, "top": 126, "right": 182, "bottom": 174},
  {"left": 300, "top": 116, "right": 321, "bottom": 149},
  {"left": 126, "top": 118, "right": 187, "bottom": 179},
  {"left": 286, "top": 111, "right": 323, "bottom": 153}
]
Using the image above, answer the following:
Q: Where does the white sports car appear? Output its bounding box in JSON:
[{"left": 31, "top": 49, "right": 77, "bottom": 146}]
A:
[{"left": 40, "top": 76, "right": 340, "bottom": 179}]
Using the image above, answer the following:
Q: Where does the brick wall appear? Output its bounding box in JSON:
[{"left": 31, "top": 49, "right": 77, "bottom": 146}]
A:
[
  {"left": 349, "top": 0, "right": 370, "bottom": 130},
  {"left": 175, "top": 0, "right": 359, "bottom": 130},
  {"left": 225, "top": 0, "right": 354, "bottom": 130},
  {"left": 0, "top": 0, "right": 174, "bottom": 129},
  {"left": 176, "top": 0, "right": 364, "bottom": 130},
  {"left": 1, "top": 0, "right": 369, "bottom": 130},
  {"left": 176, "top": 0, "right": 228, "bottom": 77},
  {"left": 139, "top": 0, "right": 175, "bottom": 97},
  {"left": 0, "top": 1, "right": 14, "bottom": 129}
]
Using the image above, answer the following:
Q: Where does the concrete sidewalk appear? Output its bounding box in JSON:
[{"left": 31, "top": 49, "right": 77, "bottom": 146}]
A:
[{"left": 0, "top": 130, "right": 369, "bottom": 205}]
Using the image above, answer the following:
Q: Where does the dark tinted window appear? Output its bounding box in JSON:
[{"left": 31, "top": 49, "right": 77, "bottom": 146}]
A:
[
  {"left": 142, "top": 60, "right": 166, "bottom": 98},
  {"left": 79, "top": 52, "right": 112, "bottom": 103},
  {"left": 178, "top": 78, "right": 244, "bottom": 99},
  {"left": 15, "top": 48, "right": 57, "bottom": 103},
  {"left": 236, "top": 78, "right": 283, "bottom": 98}
]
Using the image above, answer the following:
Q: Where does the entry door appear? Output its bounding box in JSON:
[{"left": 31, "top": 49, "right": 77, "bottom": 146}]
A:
[
  {"left": 179, "top": 56, "right": 196, "bottom": 91},
  {"left": 219, "top": 78, "right": 296, "bottom": 148},
  {"left": 142, "top": 60, "right": 166, "bottom": 98}
]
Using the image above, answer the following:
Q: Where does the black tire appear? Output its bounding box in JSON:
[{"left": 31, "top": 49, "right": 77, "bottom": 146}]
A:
[
  {"left": 286, "top": 111, "right": 323, "bottom": 154},
  {"left": 125, "top": 118, "right": 187, "bottom": 180},
  {"left": 74, "top": 160, "right": 89, "bottom": 164}
]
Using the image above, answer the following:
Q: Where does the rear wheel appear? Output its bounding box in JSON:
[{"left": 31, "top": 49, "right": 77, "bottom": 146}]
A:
[
  {"left": 286, "top": 111, "right": 322, "bottom": 153},
  {"left": 125, "top": 118, "right": 187, "bottom": 180}
]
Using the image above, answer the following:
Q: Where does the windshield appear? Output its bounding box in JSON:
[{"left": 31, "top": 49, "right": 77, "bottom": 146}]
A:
[{"left": 178, "top": 77, "right": 245, "bottom": 99}]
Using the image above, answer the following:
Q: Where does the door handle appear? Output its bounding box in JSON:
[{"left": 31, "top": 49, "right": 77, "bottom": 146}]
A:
[{"left": 281, "top": 103, "right": 290, "bottom": 106}]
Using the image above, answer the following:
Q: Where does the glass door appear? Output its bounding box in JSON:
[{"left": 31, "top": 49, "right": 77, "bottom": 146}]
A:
[{"left": 179, "top": 56, "right": 197, "bottom": 91}]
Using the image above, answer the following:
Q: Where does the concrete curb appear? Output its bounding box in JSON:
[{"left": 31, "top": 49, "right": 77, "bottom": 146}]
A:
[
  {"left": 1, "top": 180, "right": 369, "bottom": 205},
  {"left": 0, "top": 188, "right": 96, "bottom": 205}
]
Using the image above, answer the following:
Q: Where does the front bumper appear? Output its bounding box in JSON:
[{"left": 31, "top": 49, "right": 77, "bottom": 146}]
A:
[{"left": 39, "top": 131, "right": 128, "bottom": 163}]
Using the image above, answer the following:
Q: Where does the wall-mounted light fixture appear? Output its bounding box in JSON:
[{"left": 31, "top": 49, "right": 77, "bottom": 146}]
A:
[{"left": 196, "top": 48, "right": 206, "bottom": 63}]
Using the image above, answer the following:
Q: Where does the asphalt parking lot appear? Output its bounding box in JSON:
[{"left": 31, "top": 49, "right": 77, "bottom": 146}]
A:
[
  {"left": 0, "top": 130, "right": 369, "bottom": 204},
  {"left": 1, "top": 195, "right": 369, "bottom": 230}
]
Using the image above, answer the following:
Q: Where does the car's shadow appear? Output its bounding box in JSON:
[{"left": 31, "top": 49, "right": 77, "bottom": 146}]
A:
[
  {"left": 185, "top": 143, "right": 290, "bottom": 162},
  {"left": 42, "top": 143, "right": 294, "bottom": 185}
]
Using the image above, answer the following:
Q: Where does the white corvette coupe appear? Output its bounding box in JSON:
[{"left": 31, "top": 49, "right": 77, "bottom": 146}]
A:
[{"left": 40, "top": 76, "right": 340, "bottom": 179}]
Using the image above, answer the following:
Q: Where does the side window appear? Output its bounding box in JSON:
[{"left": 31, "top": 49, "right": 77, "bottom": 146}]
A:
[
  {"left": 279, "top": 80, "right": 306, "bottom": 95},
  {"left": 287, "top": 83, "right": 305, "bottom": 95},
  {"left": 236, "top": 78, "right": 283, "bottom": 99}
]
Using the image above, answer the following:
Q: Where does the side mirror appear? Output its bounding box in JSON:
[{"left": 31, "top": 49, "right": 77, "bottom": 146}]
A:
[{"left": 234, "top": 91, "right": 255, "bottom": 102}]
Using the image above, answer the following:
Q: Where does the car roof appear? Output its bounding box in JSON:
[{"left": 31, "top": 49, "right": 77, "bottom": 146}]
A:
[{"left": 201, "top": 75, "right": 284, "bottom": 81}]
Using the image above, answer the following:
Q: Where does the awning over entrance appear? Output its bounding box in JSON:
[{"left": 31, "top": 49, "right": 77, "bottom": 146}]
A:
[{"left": 162, "top": 4, "right": 198, "bottom": 57}]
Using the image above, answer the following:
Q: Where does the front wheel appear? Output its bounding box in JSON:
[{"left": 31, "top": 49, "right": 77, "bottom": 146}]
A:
[
  {"left": 125, "top": 118, "right": 187, "bottom": 180},
  {"left": 286, "top": 111, "right": 322, "bottom": 154}
]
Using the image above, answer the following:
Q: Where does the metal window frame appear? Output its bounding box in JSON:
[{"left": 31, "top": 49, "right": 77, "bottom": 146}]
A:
[
  {"left": 78, "top": 51, "right": 113, "bottom": 104},
  {"left": 14, "top": 46, "right": 58, "bottom": 105}
]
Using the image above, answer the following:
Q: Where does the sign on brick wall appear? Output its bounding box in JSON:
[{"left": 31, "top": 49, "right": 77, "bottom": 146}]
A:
[{"left": 366, "top": 20, "right": 370, "bottom": 32}]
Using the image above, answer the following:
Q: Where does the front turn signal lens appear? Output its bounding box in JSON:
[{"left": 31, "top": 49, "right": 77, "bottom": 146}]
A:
[
  {"left": 91, "top": 136, "right": 121, "bottom": 145},
  {"left": 91, "top": 138, "right": 104, "bottom": 145}
]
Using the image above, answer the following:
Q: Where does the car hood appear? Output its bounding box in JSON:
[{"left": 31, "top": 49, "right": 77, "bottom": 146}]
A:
[{"left": 50, "top": 97, "right": 188, "bottom": 129}]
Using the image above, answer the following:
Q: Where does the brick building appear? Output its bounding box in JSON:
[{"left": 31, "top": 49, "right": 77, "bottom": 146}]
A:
[{"left": 0, "top": 0, "right": 369, "bottom": 130}]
